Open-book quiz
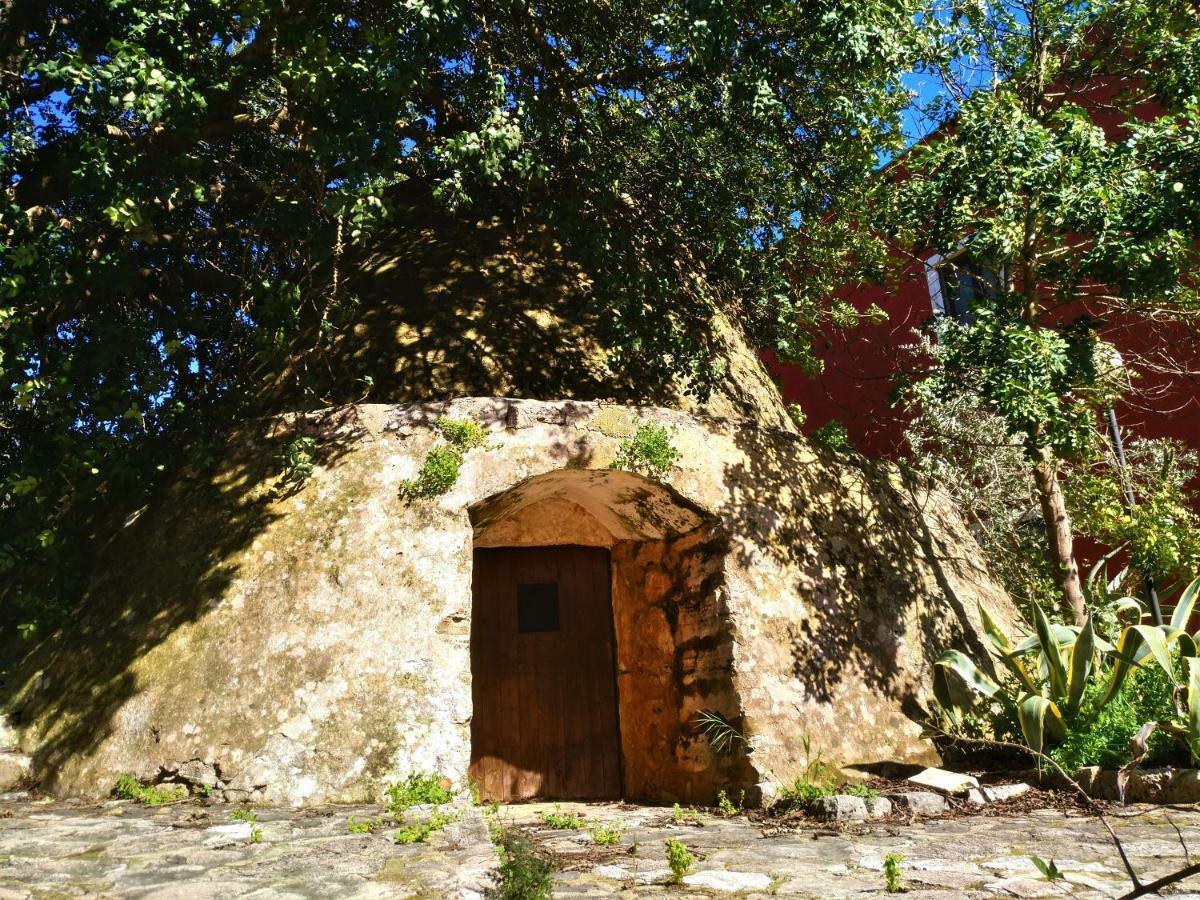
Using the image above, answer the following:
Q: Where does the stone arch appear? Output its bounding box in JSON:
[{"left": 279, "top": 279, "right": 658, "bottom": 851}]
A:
[{"left": 467, "top": 469, "right": 754, "bottom": 804}]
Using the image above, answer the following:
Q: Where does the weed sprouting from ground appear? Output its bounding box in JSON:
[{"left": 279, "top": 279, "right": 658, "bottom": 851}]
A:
[
  {"left": 883, "top": 852, "right": 905, "bottom": 892},
  {"left": 489, "top": 826, "right": 555, "bottom": 899},
  {"left": 112, "top": 775, "right": 186, "bottom": 805},
  {"left": 666, "top": 838, "right": 695, "bottom": 883},
  {"left": 394, "top": 809, "right": 455, "bottom": 844},
  {"left": 589, "top": 822, "right": 623, "bottom": 845},
  {"left": 538, "top": 805, "right": 586, "bottom": 830}
]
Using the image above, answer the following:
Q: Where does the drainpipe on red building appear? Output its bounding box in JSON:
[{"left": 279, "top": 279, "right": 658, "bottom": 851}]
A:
[{"left": 1106, "top": 406, "right": 1165, "bottom": 626}]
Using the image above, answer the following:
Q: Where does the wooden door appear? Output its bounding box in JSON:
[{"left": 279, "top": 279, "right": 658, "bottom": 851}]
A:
[{"left": 469, "top": 546, "right": 622, "bottom": 801}]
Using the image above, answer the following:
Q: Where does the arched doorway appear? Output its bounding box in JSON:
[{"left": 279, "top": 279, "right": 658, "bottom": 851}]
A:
[{"left": 467, "top": 469, "right": 749, "bottom": 804}]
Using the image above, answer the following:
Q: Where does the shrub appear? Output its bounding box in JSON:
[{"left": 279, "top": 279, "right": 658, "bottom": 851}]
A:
[
  {"left": 779, "top": 778, "right": 832, "bottom": 805},
  {"left": 933, "top": 581, "right": 1199, "bottom": 760},
  {"left": 489, "top": 827, "right": 555, "bottom": 899},
  {"left": 112, "top": 775, "right": 186, "bottom": 805},
  {"left": 1049, "top": 665, "right": 1179, "bottom": 771},
  {"left": 610, "top": 424, "right": 680, "bottom": 478},
  {"left": 387, "top": 773, "right": 455, "bottom": 813},
  {"left": 665, "top": 838, "right": 695, "bottom": 883},
  {"left": 277, "top": 435, "right": 317, "bottom": 487}
]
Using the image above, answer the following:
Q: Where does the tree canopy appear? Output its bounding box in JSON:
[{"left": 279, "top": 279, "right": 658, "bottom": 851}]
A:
[
  {"left": 2, "top": 0, "right": 929, "bottom": 629},
  {"left": 892, "top": 0, "right": 1200, "bottom": 622}
]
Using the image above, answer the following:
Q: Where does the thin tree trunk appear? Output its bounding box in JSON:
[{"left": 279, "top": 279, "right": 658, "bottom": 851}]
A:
[{"left": 1032, "top": 446, "right": 1087, "bottom": 624}]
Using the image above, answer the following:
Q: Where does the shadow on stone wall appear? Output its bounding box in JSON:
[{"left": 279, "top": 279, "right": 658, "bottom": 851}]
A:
[
  {"left": 270, "top": 214, "right": 675, "bottom": 411},
  {"left": 719, "top": 425, "right": 994, "bottom": 724},
  {"left": 4, "top": 408, "right": 363, "bottom": 791}
]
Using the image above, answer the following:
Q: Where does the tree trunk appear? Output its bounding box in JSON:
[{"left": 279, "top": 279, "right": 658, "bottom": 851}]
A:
[{"left": 1032, "top": 446, "right": 1087, "bottom": 624}]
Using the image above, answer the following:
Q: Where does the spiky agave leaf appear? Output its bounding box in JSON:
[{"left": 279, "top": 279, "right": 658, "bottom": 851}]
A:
[{"left": 1017, "top": 694, "right": 1066, "bottom": 755}]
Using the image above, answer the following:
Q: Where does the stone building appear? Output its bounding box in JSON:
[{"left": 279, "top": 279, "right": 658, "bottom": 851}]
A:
[{"left": 0, "top": 215, "right": 1019, "bottom": 806}]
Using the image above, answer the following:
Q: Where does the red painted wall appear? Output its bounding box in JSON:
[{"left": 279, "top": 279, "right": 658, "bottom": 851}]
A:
[{"left": 769, "top": 75, "right": 1200, "bottom": 461}]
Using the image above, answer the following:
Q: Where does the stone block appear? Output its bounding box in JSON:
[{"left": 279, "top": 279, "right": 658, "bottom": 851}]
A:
[
  {"left": 683, "top": 871, "right": 774, "bottom": 892},
  {"left": 891, "top": 792, "right": 947, "bottom": 816},
  {"left": 809, "top": 795, "right": 867, "bottom": 822},
  {"left": 1167, "top": 770, "right": 1200, "bottom": 803},
  {"left": 0, "top": 753, "right": 31, "bottom": 790},
  {"left": 1075, "top": 766, "right": 1101, "bottom": 794},
  {"left": 907, "top": 767, "right": 979, "bottom": 795},
  {"left": 864, "top": 796, "right": 893, "bottom": 819},
  {"left": 966, "top": 783, "right": 1031, "bottom": 805}
]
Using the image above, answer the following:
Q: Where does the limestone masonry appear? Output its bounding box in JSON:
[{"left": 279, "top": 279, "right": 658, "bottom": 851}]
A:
[{"left": 3, "top": 398, "right": 1019, "bottom": 806}]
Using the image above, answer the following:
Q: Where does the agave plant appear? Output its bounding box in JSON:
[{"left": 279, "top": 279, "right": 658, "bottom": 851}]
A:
[{"left": 933, "top": 576, "right": 1200, "bottom": 757}]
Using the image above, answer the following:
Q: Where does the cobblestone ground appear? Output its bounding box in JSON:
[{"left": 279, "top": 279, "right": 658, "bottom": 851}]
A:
[{"left": 2, "top": 797, "right": 1200, "bottom": 898}]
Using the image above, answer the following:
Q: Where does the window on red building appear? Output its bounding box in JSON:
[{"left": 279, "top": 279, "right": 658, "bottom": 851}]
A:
[{"left": 924, "top": 251, "right": 1002, "bottom": 325}]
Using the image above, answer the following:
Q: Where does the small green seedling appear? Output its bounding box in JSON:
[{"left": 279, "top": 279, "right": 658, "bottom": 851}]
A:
[
  {"left": 394, "top": 810, "right": 455, "bottom": 844},
  {"left": 249, "top": 824, "right": 264, "bottom": 844},
  {"left": 348, "top": 815, "right": 384, "bottom": 834},
  {"left": 538, "top": 805, "right": 586, "bottom": 830},
  {"left": 883, "top": 851, "right": 904, "bottom": 893},
  {"left": 1030, "top": 855, "right": 1064, "bottom": 882},
  {"left": 589, "top": 822, "right": 623, "bottom": 846},
  {"left": 670, "top": 803, "right": 704, "bottom": 825},
  {"left": 715, "top": 789, "right": 742, "bottom": 817},
  {"left": 229, "top": 807, "right": 258, "bottom": 823},
  {"left": 666, "top": 838, "right": 695, "bottom": 883}
]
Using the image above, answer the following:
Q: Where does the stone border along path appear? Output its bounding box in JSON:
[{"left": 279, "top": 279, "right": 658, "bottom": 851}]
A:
[{"left": 2, "top": 797, "right": 1200, "bottom": 897}]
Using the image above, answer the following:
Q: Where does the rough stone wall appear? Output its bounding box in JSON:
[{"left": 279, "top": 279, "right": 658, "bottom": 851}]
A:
[
  {"left": 2, "top": 399, "right": 1019, "bottom": 805},
  {"left": 612, "top": 527, "right": 753, "bottom": 804}
]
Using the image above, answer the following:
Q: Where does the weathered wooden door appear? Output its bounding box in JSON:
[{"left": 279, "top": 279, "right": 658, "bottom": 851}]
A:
[{"left": 469, "top": 546, "right": 622, "bottom": 801}]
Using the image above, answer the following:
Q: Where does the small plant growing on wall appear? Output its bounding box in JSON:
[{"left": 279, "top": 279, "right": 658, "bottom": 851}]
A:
[
  {"left": 277, "top": 435, "right": 318, "bottom": 488},
  {"left": 112, "top": 774, "right": 186, "bottom": 805},
  {"left": 610, "top": 423, "right": 680, "bottom": 478},
  {"left": 386, "top": 773, "right": 455, "bottom": 813},
  {"left": 400, "top": 417, "right": 488, "bottom": 500}
]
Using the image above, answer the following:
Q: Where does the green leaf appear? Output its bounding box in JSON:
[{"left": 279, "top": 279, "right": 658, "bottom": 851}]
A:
[
  {"left": 1170, "top": 576, "right": 1200, "bottom": 633},
  {"left": 933, "top": 649, "right": 1002, "bottom": 721},
  {"left": 1132, "top": 624, "right": 1179, "bottom": 686},
  {"left": 1029, "top": 855, "right": 1063, "bottom": 881},
  {"left": 1031, "top": 603, "right": 1068, "bottom": 700},
  {"left": 1186, "top": 656, "right": 1200, "bottom": 755},
  {"left": 1017, "top": 694, "right": 1066, "bottom": 755},
  {"left": 1066, "top": 616, "right": 1094, "bottom": 717}
]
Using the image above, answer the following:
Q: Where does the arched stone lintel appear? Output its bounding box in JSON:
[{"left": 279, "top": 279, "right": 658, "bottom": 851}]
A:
[{"left": 469, "top": 468, "right": 714, "bottom": 547}]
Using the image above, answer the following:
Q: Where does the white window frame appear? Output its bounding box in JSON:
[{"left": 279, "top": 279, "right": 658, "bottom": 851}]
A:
[{"left": 923, "top": 239, "right": 972, "bottom": 316}]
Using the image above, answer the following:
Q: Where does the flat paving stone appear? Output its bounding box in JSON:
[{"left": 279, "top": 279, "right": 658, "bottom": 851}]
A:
[{"left": 1, "top": 797, "right": 1199, "bottom": 897}]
